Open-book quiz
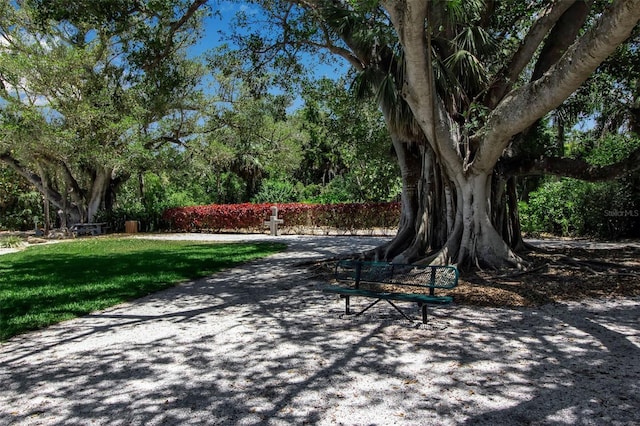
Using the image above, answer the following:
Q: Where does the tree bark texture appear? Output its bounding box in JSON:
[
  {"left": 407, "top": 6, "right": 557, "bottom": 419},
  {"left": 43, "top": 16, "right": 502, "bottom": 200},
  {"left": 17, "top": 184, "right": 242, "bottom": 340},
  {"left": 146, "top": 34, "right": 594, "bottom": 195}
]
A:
[{"left": 374, "top": 0, "right": 640, "bottom": 269}]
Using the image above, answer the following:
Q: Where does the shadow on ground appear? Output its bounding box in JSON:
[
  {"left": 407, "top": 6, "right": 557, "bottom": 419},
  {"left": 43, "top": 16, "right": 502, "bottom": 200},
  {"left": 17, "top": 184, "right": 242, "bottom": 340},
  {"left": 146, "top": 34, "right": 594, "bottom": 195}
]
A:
[{"left": 1, "top": 236, "right": 638, "bottom": 425}]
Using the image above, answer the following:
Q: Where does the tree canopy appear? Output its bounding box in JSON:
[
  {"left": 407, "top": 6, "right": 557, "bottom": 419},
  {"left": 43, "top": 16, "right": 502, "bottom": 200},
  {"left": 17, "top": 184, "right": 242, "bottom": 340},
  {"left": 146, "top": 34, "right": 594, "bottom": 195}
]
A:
[{"left": 0, "top": 0, "right": 209, "bottom": 222}]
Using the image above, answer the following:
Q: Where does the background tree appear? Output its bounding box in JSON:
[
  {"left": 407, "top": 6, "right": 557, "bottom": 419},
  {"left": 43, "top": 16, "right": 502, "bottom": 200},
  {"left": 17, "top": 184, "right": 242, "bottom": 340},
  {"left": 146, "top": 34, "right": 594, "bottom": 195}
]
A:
[
  {"left": 206, "top": 43, "right": 399, "bottom": 204},
  {"left": 204, "top": 51, "right": 308, "bottom": 201},
  {"left": 0, "top": 0, "right": 209, "bottom": 224},
  {"left": 296, "top": 77, "right": 400, "bottom": 203}
]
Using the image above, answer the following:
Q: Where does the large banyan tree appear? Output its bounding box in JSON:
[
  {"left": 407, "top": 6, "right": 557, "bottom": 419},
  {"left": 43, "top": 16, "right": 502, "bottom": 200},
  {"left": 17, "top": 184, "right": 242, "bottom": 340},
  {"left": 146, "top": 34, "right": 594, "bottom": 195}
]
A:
[{"left": 235, "top": 0, "right": 640, "bottom": 268}]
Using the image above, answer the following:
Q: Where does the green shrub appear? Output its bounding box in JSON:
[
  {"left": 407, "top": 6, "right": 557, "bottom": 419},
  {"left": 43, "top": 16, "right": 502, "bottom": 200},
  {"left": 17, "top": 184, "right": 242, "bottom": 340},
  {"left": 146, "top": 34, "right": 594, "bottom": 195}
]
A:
[
  {"left": 306, "top": 176, "right": 356, "bottom": 204},
  {"left": 162, "top": 202, "right": 401, "bottom": 233},
  {"left": 522, "top": 177, "right": 639, "bottom": 238},
  {"left": 0, "top": 165, "right": 42, "bottom": 231},
  {"left": 524, "top": 179, "right": 585, "bottom": 235},
  {"left": 96, "top": 202, "right": 151, "bottom": 233},
  {"left": 0, "top": 236, "right": 25, "bottom": 248},
  {"left": 252, "top": 180, "right": 302, "bottom": 203}
]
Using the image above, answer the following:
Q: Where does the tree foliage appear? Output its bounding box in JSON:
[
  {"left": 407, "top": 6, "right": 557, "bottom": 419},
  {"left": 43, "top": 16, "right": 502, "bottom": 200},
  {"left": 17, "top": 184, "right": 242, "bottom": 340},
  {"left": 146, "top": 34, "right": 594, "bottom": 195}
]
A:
[
  {"left": 205, "top": 41, "right": 400, "bottom": 204},
  {"left": 0, "top": 165, "right": 42, "bottom": 230},
  {"left": 296, "top": 77, "right": 400, "bottom": 203},
  {"left": 0, "top": 0, "right": 209, "bottom": 223}
]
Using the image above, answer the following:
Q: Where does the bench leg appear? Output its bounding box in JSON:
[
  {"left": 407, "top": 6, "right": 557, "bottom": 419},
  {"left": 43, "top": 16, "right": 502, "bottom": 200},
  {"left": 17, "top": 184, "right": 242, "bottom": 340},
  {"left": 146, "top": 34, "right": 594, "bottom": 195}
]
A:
[
  {"left": 356, "top": 298, "right": 383, "bottom": 316},
  {"left": 356, "top": 299, "right": 413, "bottom": 322},
  {"left": 420, "top": 303, "right": 428, "bottom": 324},
  {"left": 342, "top": 295, "right": 351, "bottom": 315},
  {"left": 384, "top": 300, "right": 413, "bottom": 322},
  {"left": 335, "top": 294, "right": 430, "bottom": 323}
]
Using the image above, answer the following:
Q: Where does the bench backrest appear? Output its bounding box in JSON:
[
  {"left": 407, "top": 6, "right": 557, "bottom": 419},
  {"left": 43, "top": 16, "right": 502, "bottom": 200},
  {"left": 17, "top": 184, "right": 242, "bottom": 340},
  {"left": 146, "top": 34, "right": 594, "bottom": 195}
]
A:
[{"left": 335, "top": 260, "right": 459, "bottom": 292}]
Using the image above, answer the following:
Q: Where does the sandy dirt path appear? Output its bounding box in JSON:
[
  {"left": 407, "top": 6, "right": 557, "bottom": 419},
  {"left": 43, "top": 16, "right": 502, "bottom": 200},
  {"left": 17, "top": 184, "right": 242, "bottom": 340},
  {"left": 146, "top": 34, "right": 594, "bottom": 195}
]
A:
[{"left": 1, "top": 235, "right": 638, "bottom": 425}]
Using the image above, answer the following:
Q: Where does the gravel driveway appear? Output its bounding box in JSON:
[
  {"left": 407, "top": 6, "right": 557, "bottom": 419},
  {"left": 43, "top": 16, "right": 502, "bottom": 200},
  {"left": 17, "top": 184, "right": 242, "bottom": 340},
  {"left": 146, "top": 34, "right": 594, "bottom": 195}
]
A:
[{"left": 1, "top": 234, "right": 639, "bottom": 425}]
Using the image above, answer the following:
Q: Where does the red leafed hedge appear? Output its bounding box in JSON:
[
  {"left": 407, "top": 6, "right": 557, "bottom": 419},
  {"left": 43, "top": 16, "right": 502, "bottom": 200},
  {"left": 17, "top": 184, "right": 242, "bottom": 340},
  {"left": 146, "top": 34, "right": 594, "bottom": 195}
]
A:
[{"left": 161, "top": 202, "right": 400, "bottom": 234}]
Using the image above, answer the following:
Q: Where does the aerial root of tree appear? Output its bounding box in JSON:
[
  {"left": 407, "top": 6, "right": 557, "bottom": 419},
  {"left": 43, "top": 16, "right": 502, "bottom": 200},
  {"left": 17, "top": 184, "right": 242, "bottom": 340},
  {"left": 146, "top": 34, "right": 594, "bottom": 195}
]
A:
[
  {"left": 364, "top": 167, "right": 531, "bottom": 270},
  {"left": 365, "top": 224, "right": 415, "bottom": 261}
]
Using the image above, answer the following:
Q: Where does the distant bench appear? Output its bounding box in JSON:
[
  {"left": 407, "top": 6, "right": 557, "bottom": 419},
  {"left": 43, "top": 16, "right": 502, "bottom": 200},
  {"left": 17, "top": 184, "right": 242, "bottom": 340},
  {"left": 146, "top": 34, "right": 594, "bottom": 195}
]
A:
[
  {"left": 69, "top": 223, "right": 108, "bottom": 237},
  {"left": 322, "top": 260, "right": 459, "bottom": 324}
]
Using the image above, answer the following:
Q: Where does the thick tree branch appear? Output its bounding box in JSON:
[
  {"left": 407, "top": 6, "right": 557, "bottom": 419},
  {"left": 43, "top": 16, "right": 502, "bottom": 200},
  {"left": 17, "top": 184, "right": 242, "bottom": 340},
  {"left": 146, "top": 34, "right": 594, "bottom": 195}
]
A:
[
  {"left": 170, "top": 0, "right": 208, "bottom": 35},
  {"left": 511, "top": 1, "right": 592, "bottom": 153},
  {"left": 383, "top": 0, "right": 429, "bottom": 118},
  {"left": 145, "top": 135, "right": 189, "bottom": 150},
  {"left": 531, "top": 1, "right": 592, "bottom": 80},
  {"left": 476, "top": 0, "right": 640, "bottom": 174},
  {"left": 502, "top": 146, "right": 640, "bottom": 181},
  {"left": 383, "top": 0, "right": 463, "bottom": 176},
  {"left": 0, "top": 152, "right": 65, "bottom": 207},
  {"left": 306, "top": 39, "right": 363, "bottom": 69},
  {"left": 484, "top": 0, "right": 574, "bottom": 109},
  {"left": 37, "top": 152, "right": 86, "bottom": 202}
]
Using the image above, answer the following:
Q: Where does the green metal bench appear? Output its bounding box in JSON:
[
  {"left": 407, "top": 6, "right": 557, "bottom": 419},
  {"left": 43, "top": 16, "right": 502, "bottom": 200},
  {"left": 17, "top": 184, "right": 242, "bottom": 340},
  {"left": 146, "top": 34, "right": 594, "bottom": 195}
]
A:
[{"left": 322, "top": 260, "right": 459, "bottom": 324}]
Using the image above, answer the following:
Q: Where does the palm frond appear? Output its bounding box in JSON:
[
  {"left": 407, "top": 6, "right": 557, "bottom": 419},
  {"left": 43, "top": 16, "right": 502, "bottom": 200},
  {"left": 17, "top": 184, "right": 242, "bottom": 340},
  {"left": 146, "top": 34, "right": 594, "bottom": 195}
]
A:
[
  {"left": 375, "top": 73, "right": 398, "bottom": 109},
  {"left": 444, "top": 49, "right": 489, "bottom": 92}
]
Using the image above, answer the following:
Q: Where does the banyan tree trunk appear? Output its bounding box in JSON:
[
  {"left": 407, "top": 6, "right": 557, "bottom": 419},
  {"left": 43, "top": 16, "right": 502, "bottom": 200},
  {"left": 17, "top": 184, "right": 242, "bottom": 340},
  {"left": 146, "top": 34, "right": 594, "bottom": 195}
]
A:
[{"left": 368, "top": 144, "right": 527, "bottom": 270}]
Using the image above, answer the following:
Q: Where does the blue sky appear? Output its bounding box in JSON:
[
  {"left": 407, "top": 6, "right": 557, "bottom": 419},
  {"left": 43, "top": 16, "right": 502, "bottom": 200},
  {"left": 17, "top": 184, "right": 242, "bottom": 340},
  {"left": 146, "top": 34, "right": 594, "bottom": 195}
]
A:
[{"left": 188, "top": 1, "right": 238, "bottom": 56}]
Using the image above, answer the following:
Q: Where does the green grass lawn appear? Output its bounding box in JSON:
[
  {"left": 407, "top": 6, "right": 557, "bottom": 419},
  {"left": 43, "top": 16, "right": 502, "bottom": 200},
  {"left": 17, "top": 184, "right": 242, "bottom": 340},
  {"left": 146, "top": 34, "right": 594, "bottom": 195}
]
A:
[{"left": 0, "top": 237, "right": 286, "bottom": 341}]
